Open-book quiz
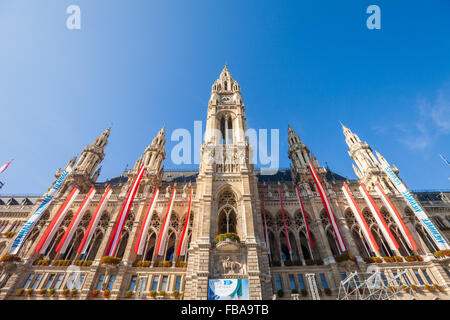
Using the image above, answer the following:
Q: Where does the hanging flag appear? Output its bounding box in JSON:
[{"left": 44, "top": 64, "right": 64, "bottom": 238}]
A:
[
  {"left": 260, "top": 188, "right": 271, "bottom": 258},
  {"left": 55, "top": 186, "right": 96, "bottom": 254},
  {"left": 77, "top": 186, "right": 112, "bottom": 255},
  {"left": 134, "top": 186, "right": 160, "bottom": 255},
  {"left": 359, "top": 183, "right": 399, "bottom": 252},
  {"left": 105, "top": 165, "right": 146, "bottom": 256},
  {"left": 35, "top": 186, "right": 80, "bottom": 254},
  {"left": 380, "top": 164, "right": 450, "bottom": 250},
  {"left": 176, "top": 187, "right": 193, "bottom": 257},
  {"left": 155, "top": 185, "right": 176, "bottom": 256},
  {"left": 374, "top": 184, "right": 418, "bottom": 251},
  {"left": 8, "top": 166, "right": 72, "bottom": 254},
  {"left": 277, "top": 184, "right": 292, "bottom": 256},
  {"left": 440, "top": 154, "right": 450, "bottom": 166},
  {"left": 342, "top": 183, "right": 379, "bottom": 253},
  {"left": 0, "top": 159, "right": 12, "bottom": 174},
  {"left": 295, "top": 184, "right": 314, "bottom": 250},
  {"left": 308, "top": 162, "right": 347, "bottom": 252}
]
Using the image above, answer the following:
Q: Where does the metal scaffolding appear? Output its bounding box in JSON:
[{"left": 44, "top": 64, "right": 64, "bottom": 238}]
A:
[{"left": 337, "top": 270, "right": 416, "bottom": 300}]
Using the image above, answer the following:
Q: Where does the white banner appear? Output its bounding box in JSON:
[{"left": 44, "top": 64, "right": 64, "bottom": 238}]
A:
[
  {"left": 381, "top": 165, "right": 449, "bottom": 250},
  {"left": 8, "top": 167, "right": 72, "bottom": 255}
]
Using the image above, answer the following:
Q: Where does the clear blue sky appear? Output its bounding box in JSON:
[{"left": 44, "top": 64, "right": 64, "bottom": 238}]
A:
[{"left": 0, "top": 0, "right": 449, "bottom": 195}]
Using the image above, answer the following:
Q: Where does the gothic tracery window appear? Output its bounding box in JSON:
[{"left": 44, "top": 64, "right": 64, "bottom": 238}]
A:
[
  {"left": 150, "top": 213, "right": 161, "bottom": 231},
  {"left": 85, "top": 229, "right": 104, "bottom": 260},
  {"left": 218, "top": 207, "right": 237, "bottom": 234},
  {"left": 217, "top": 190, "right": 238, "bottom": 234}
]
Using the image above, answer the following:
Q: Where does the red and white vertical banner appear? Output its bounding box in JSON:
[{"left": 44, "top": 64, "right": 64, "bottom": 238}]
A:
[
  {"left": 374, "top": 184, "right": 418, "bottom": 251},
  {"left": 105, "top": 165, "right": 146, "bottom": 256},
  {"left": 77, "top": 186, "right": 112, "bottom": 255},
  {"left": 176, "top": 187, "right": 193, "bottom": 257},
  {"left": 55, "top": 186, "right": 96, "bottom": 254},
  {"left": 260, "top": 188, "right": 271, "bottom": 258},
  {"left": 35, "top": 186, "right": 80, "bottom": 254},
  {"left": 308, "top": 162, "right": 347, "bottom": 252},
  {"left": 295, "top": 184, "right": 314, "bottom": 250},
  {"left": 277, "top": 184, "right": 292, "bottom": 256},
  {"left": 155, "top": 185, "right": 176, "bottom": 256},
  {"left": 342, "top": 183, "right": 379, "bottom": 253},
  {"left": 359, "top": 183, "right": 399, "bottom": 252},
  {"left": 134, "top": 186, "right": 160, "bottom": 255}
]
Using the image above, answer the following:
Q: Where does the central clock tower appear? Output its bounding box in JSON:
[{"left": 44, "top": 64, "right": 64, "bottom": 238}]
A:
[{"left": 184, "top": 66, "right": 273, "bottom": 300}]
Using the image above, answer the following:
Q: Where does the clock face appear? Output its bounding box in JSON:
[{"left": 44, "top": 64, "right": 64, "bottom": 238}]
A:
[{"left": 220, "top": 96, "right": 231, "bottom": 102}]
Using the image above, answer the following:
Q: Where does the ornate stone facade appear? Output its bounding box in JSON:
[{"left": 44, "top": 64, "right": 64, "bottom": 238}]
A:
[{"left": 0, "top": 66, "right": 449, "bottom": 300}]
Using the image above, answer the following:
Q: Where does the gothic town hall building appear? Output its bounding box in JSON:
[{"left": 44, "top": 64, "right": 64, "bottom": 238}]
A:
[{"left": 0, "top": 66, "right": 449, "bottom": 300}]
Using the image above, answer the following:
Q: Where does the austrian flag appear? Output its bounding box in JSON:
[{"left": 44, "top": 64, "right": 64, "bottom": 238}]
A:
[{"left": 0, "top": 160, "right": 12, "bottom": 174}]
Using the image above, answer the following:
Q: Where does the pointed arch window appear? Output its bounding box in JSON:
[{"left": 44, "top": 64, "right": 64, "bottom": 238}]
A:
[
  {"left": 227, "top": 117, "right": 233, "bottom": 144},
  {"left": 85, "top": 229, "right": 104, "bottom": 261},
  {"left": 220, "top": 117, "right": 226, "bottom": 144},
  {"left": 415, "top": 225, "right": 439, "bottom": 253},
  {"left": 217, "top": 190, "right": 238, "bottom": 235},
  {"left": 144, "top": 232, "right": 157, "bottom": 261},
  {"left": 218, "top": 207, "right": 237, "bottom": 234},
  {"left": 164, "top": 231, "right": 176, "bottom": 262},
  {"left": 299, "top": 231, "right": 312, "bottom": 260},
  {"left": 326, "top": 228, "right": 340, "bottom": 256}
]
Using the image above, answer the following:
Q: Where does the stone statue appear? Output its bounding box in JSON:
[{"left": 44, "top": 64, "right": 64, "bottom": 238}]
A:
[{"left": 222, "top": 256, "right": 242, "bottom": 274}]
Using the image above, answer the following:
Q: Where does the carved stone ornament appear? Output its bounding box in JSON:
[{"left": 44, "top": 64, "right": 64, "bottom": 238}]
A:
[{"left": 215, "top": 256, "right": 242, "bottom": 275}]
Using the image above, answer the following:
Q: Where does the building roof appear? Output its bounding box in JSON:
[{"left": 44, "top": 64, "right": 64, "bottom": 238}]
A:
[{"left": 256, "top": 170, "right": 293, "bottom": 182}]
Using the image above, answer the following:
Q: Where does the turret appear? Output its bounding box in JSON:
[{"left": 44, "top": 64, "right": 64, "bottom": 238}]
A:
[
  {"left": 59, "top": 128, "right": 111, "bottom": 195},
  {"left": 124, "top": 127, "right": 166, "bottom": 196},
  {"left": 142, "top": 127, "right": 166, "bottom": 174},
  {"left": 341, "top": 123, "right": 399, "bottom": 194},
  {"left": 288, "top": 125, "right": 328, "bottom": 192}
]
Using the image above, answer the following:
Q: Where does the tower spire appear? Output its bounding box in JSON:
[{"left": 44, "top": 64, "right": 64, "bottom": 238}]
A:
[
  {"left": 59, "top": 127, "right": 111, "bottom": 195},
  {"left": 343, "top": 127, "right": 399, "bottom": 193},
  {"left": 142, "top": 127, "right": 166, "bottom": 174}
]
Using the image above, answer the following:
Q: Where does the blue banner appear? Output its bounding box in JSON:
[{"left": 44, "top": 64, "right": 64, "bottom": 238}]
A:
[
  {"left": 8, "top": 167, "right": 72, "bottom": 255},
  {"left": 208, "top": 279, "right": 249, "bottom": 300}
]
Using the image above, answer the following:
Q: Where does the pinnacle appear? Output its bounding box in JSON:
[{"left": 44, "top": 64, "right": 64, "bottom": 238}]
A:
[{"left": 220, "top": 64, "right": 231, "bottom": 78}]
